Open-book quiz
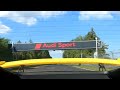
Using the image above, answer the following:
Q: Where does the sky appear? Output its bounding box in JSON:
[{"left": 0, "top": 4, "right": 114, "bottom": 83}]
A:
[{"left": 0, "top": 11, "right": 120, "bottom": 58}]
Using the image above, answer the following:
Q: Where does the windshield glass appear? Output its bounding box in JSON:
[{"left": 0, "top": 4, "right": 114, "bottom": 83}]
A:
[{"left": 0, "top": 11, "right": 120, "bottom": 79}]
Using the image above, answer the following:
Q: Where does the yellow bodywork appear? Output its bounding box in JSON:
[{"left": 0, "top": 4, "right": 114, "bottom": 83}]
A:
[
  {"left": 1, "top": 58, "right": 120, "bottom": 68},
  {"left": 0, "top": 61, "right": 6, "bottom": 65}
]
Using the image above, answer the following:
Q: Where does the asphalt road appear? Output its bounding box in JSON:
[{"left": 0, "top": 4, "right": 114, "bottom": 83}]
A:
[
  {"left": 21, "top": 65, "right": 90, "bottom": 73},
  {"left": 18, "top": 65, "right": 110, "bottom": 79}
]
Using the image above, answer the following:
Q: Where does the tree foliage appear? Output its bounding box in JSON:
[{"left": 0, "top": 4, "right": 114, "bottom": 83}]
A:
[
  {"left": 0, "top": 38, "right": 52, "bottom": 61},
  {"left": 29, "top": 39, "right": 33, "bottom": 43},
  {"left": 12, "top": 40, "right": 52, "bottom": 60},
  {"left": 0, "top": 37, "right": 13, "bottom": 61},
  {"left": 63, "top": 28, "right": 109, "bottom": 58}
]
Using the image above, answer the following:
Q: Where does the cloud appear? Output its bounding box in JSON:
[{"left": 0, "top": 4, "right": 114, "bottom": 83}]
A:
[
  {"left": 0, "top": 11, "right": 10, "bottom": 17},
  {"left": 0, "top": 22, "right": 11, "bottom": 34},
  {"left": 0, "top": 11, "right": 66, "bottom": 26},
  {"left": 9, "top": 16, "right": 37, "bottom": 26},
  {"left": 79, "top": 11, "right": 114, "bottom": 20}
]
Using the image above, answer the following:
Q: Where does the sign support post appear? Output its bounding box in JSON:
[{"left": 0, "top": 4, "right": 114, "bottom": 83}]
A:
[
  {"left": 95, "top": 37, "right": 98, "bottom": 58},
  {"left": 81, "top": 50, "right": 83, "bottom": 58}
]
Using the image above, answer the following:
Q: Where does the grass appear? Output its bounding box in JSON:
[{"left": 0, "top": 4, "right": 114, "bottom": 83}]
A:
[{"left": 72, "top": 64, "right": 120, "bottom": 71}]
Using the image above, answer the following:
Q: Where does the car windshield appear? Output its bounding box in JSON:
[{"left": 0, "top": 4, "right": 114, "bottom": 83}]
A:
[{"left": 0, "top": 11, "right": 120, "bottom": 79}]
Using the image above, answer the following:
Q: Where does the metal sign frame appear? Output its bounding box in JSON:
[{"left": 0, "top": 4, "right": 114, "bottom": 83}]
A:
[{"left": 8, "top": 40, "right": 102, "bottom": 52}]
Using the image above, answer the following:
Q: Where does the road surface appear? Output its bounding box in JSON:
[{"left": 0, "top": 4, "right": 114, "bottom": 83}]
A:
[{"left": 18, "top": 65, "right": 109, "bottom": 79}]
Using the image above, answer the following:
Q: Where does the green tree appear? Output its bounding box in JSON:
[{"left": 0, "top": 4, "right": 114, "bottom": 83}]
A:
[
  {"left": 0, "top": 37, "right": 13, "bottom": 61},
  {"left": 0, "top": 37, "right": 52, "bottom": 61},
  {"left": 17, "top": 40, "right": 22, "bottom": 43},
  {"left": 29, "top": 39, "right": 33, "bottom": 43},
  {"left": 71, "top": 35, "right": 83, "bottom": 41},
  {"left": 63, "top": 28, "right": 109, "bottom": 58},
  {"left": 84, "top": 27, "right": 99, "bottom": 40}
]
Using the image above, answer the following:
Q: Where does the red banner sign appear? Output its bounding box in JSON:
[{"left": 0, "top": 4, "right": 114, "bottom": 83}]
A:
[{"left": 35, "top": 42, "right": 76, "bottom": 50}]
